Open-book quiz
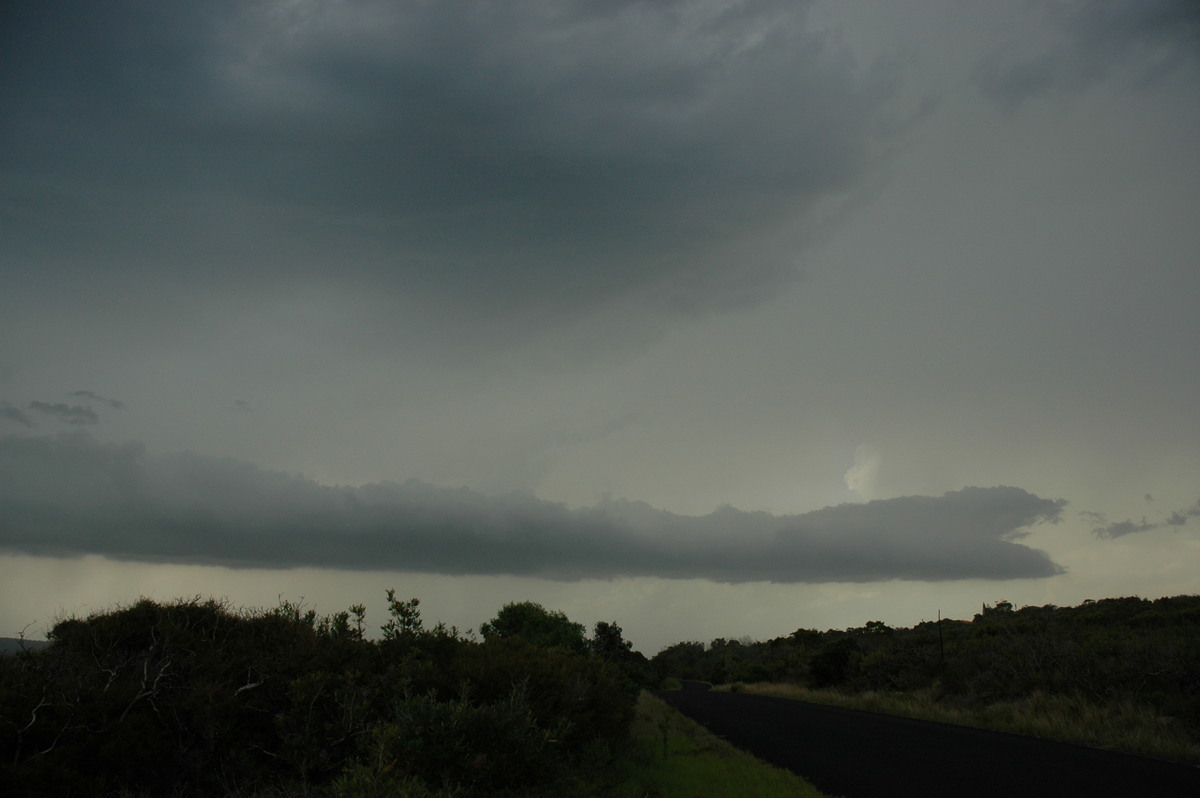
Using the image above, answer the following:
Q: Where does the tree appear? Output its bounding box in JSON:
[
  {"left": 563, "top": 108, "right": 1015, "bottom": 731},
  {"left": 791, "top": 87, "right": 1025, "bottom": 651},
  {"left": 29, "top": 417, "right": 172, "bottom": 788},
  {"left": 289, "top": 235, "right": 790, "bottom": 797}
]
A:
[
  {"left": 590, "top": 621, "right": 633, "bottom": 662},
  {"left": 380, "top": 590, "right": 423, "bottom": 642},
  {"left": 479, "top": 602, "right": 587, "bottom": 654},
  {"left": 809, "top": 636, "right": 860, "bottom": 688}
]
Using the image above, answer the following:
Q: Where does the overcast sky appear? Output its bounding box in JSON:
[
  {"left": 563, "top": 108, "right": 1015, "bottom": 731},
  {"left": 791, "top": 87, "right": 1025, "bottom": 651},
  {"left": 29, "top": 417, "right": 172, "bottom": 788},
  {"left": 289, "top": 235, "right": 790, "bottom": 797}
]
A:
[{"left": 2, "top": 0, "right": 1198, "bottom": 653}]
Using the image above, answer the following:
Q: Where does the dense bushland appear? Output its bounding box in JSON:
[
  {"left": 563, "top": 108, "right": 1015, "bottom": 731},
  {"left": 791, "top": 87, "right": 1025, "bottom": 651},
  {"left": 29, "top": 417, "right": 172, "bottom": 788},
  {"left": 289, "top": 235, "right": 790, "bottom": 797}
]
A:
[
  {"left": 652, "top": 595, "right": 1200, "bottom": 753},
  {"left": 0, "top": 594, "right": 652, "bottom": 796}
]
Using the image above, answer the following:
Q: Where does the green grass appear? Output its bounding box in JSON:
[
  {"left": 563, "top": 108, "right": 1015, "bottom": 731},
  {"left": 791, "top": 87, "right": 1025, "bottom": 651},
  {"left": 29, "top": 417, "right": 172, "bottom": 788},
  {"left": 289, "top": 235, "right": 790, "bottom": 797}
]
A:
[
  {"left": 721, "top": 682, "right": 1200, "bottom": 765},
  {"left": 595, "top": 692, "right": 835, "bottom": 798}
]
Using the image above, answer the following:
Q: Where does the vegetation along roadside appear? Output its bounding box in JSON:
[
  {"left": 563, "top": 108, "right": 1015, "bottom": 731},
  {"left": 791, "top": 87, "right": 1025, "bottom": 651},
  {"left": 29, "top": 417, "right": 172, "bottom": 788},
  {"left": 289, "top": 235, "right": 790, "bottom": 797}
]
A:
[
  {"left": 6, "top": 592, "right": 1197, "bottom": 794},
  {"left": 655, "top": 596, "right": 1200, "bottom": 765},
  {"left": 1, "top": 593, "right": 821, "bottom": 797}
]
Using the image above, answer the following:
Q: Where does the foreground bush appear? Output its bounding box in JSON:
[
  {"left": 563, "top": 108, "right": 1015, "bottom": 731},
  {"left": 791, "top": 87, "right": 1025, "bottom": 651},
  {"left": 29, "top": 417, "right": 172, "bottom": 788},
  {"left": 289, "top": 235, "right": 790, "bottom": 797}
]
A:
[
  {"left": 335, "top": 691, "right": 560, "bottom": 795},
  {"left": 0, "top": 595, "right": 639, "bottom": 796}
]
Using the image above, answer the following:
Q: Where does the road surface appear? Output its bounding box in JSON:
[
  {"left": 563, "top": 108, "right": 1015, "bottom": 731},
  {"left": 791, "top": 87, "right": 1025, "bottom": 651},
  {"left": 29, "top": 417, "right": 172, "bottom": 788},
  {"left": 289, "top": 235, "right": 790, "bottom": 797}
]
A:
[{"left": 656, "top": 681, "right": 1200, "bottom": 797}]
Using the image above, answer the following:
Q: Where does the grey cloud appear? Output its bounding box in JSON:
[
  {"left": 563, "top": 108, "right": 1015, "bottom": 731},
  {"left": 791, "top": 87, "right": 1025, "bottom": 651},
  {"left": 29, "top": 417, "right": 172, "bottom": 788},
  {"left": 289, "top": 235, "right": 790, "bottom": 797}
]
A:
[
  {"left": 1, "top": 1, "right": 901, "bottom": 348},
  {"left": 973, "top": 0, "right": 1200, "bottom": 106},
  {"left": 69, "top": 391, "right": 125, "bottom": 410},
  {"left": 1, "top": 403, "right": 35, "bottom": 428},
  {"left": 1165, "top": 509, "right": 1196, "bottom": 526},
  {"left": 0, "top": 433, "right": 1065, "bottom": 582},
  {"left": 28, "top": 402, "right": 99, "bottom": 425},
  {"left": 1093, "top": 517, "right": 1157, "bottom": 538},
  {"left": 1093, "top": 499, "right": 1200, "bottom": 538}
]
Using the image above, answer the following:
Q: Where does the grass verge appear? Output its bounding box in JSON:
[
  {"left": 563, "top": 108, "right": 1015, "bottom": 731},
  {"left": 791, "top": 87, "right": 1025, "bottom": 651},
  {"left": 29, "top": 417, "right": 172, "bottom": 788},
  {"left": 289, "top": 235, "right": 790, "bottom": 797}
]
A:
[
  {"left": 721, "top": 682, "right": 1200, "bottom": 765},
  {"left": 596, "top": 692, "right": 833, "bottom": 797}
]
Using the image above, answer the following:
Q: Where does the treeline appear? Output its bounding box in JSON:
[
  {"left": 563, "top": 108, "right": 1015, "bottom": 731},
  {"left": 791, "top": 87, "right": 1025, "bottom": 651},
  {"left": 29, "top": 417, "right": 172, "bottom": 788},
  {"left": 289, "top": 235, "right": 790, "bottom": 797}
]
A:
[
  {"left": 652, "top": 595, "right": 1200, "bottom": 730},
  {"left": 0, "top": 594, "right": 654, "bottom": 797}
]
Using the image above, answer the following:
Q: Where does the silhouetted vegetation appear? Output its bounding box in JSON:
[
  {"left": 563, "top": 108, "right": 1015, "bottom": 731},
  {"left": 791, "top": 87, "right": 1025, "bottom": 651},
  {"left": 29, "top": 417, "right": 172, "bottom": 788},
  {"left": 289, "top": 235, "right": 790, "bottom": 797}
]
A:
[
  {"left": 0, "top": 595, "right": 650, "bottom": 796},
  {"left": 7, "top": 593, "right": 1197, "bottom": 792},
  {"left": 652, "top": 595, "right": 1200, "bottom": 759}
]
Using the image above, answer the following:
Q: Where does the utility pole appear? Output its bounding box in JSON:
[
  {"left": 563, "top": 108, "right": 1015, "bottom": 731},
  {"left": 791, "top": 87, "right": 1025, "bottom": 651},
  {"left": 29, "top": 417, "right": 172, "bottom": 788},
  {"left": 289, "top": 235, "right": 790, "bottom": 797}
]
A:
[{"left": 937, "top": 609, "right": 945, "bottom": 664}]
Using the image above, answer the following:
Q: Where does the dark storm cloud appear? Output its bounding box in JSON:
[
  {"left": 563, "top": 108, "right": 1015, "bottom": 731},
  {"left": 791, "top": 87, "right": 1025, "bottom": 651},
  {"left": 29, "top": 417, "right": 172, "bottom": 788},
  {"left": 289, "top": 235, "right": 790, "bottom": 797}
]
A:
[
  {"left": 0, "top": 433, "right": 1066, "bottom": 582},
  {"left": 1, "top": 0, "right": 900, "bottom": 340},
  {"left": 27, "top": 402, "right": 99, "bottom": 425},
  {"left": 974, "top": 0, "right": 1200, "bottom": 106},
  {"left": 1092, "top": 499, "right": 1200, "bottom": 538}
]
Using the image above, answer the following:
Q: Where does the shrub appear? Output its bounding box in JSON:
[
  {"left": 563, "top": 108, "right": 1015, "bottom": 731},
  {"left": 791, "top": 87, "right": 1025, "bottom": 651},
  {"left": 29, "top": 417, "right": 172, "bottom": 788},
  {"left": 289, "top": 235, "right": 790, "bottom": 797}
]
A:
[
  {"left": 0, "top": 593, "right": 642, "bottom": 795},
  {"left": 808, "top": 637, "right": 860, "bottom": 688},
  {"left": 340, "top": 690, "right": 561, "bottom": 794}
]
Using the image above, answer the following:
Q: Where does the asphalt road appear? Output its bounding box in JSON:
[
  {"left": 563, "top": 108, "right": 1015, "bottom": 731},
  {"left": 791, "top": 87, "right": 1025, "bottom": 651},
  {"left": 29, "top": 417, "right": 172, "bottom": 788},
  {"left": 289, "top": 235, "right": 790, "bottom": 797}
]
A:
[{"left": 656, "top": 682, "right": 1200, "bottom": 798}]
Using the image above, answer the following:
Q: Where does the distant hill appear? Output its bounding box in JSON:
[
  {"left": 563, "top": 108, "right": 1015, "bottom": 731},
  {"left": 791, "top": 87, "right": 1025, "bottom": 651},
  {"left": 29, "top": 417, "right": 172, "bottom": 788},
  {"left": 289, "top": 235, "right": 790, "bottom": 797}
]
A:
[{"left": 0, "top": 636, "right": 49, "bottom": 654}]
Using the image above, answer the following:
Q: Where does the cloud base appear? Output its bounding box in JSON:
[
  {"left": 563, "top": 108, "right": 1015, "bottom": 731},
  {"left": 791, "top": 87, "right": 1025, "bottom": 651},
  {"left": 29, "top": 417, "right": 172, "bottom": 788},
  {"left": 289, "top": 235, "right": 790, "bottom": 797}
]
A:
[{"left": 0, "top": 433, "right": 1065, "bottom": 583}]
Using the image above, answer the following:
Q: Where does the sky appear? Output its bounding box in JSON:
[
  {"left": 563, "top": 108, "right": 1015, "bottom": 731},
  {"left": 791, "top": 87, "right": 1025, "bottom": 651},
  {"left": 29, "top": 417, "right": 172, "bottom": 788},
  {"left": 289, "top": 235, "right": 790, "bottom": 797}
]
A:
[{"left": 2, "top": 0, "right": 1198, "bottom": 654}]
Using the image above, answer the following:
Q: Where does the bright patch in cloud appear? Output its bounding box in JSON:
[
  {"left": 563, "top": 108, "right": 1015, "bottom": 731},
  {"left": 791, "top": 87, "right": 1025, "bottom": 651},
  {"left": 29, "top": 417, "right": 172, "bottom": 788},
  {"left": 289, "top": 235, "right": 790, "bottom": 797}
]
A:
[{"left": 844, "top": 444, "right": 882, "bottom": 501}]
